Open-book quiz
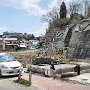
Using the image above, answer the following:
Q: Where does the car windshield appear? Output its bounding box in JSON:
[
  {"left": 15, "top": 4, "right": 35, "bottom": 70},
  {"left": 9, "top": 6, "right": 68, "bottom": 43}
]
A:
[{"left": 0, "top": 54, "right": 16, "bottom": 62}]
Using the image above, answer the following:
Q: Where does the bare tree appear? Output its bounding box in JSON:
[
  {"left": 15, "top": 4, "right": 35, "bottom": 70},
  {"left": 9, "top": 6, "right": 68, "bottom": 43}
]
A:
[
  {"left": 82, "top": 0, "right": 88, "bottom": 17},
  {"left": 69, "top": 0, "right": 83, "bottom": 18},
  {"left": 41, "top": 8, "right": 59, "bottom": 23},
  {"left": 82, "top": 0, "right": 90, "bottom": 17},
  {"left": 87, "top": 5, "right": 90, "bottom": 16},
  {"left": 41, "top": 0, "right": 61, "bottom": 23}
]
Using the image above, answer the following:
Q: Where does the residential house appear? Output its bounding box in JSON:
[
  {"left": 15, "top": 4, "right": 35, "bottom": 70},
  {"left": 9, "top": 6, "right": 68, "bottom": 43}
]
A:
[
  {"left": 20, "top": 39, "right": 39, "bottom": 49},
  {"left": 0, "top": 38, "right": 18, "bottom": 51}
]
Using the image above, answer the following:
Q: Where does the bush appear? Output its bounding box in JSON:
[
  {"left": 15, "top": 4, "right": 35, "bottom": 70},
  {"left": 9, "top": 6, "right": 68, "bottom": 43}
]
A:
[
  {"left": 14, "top": 78, "right": 29, "bottom": 85},
  {"left": 52, "top": 18, "right": 70, "bottom": 28}
]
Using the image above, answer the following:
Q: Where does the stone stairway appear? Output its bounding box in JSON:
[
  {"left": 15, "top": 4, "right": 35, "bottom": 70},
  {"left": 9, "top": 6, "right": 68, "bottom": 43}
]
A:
[{"left": 64, "top": 24, "right": 75, "bottom": 47}]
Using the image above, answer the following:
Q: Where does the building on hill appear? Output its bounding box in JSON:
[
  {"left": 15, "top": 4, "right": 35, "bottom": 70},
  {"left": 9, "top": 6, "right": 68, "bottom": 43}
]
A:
[{"left": 3, "top": 31, "right": 23, "bottom": 38}]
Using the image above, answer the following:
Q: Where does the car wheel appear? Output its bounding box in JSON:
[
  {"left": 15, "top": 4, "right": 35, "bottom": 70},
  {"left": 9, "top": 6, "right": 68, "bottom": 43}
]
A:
[{"left": 0, "top": 70, "right": 2, "bottom": 77}]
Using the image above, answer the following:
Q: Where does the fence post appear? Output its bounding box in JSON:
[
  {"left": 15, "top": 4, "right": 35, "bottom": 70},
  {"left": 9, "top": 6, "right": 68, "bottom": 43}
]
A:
[
  {"left": 29, "top": 71, "right": 32, "bottom": 86},
  {"left": 18, "top": 70, "right": 21, "bottom": 81},
  {"left": 74, "top": 64, "right": 80, "bottom": 75},
  {"left": 77, "top": 65, "right": 80, "bottom": 75}
]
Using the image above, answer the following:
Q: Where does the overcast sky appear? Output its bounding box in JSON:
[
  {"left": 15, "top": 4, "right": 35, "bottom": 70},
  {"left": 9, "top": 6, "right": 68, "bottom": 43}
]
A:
[{"left": 0, "top": 0, "right": 74, "bottom": 36}]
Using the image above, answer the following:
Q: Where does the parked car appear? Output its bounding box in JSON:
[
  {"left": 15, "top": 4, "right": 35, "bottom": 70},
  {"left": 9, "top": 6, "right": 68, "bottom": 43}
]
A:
[{"left": 0, "top": 53, "right": 23, "bottom": 76}]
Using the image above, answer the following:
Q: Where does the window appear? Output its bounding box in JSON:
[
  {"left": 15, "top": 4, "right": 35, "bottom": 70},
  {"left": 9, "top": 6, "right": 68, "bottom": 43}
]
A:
[
  {"left": 13, "top": 42, "right": 17, "bottom": 44},
  {"left": 0, "top": 54, "right": 16, "bottom": 62},
  {"left": 20, "top": 41, "right": 23, "bottom": 43},
  {"left": 9, "top": 41, "right": 12, "bottom": 44},
  {"left": 27, "top": 43, "right": 29, "bottom": 44}
]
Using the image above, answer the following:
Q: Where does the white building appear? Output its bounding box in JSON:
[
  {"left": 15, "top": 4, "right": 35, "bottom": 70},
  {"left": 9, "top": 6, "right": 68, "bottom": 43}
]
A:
[{"left": 20, "top": 39, "right": 39, "bottom": 49}]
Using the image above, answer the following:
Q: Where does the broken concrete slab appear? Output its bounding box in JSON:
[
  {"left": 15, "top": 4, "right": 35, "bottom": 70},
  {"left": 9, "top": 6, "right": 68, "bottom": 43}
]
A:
[{"left": 66, "top": 73, "right": 90, "bottom": 85}]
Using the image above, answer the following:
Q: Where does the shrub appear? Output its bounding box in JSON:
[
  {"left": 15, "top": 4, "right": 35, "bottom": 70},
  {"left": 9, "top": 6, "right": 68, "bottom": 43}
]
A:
[{"left": 14, "top": 78, "right": 29, "bottom": 85}]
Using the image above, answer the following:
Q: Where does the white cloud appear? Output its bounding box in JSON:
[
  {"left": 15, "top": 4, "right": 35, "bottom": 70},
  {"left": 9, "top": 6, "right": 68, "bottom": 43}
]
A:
[
  {"left": 0, "top": 0, "right": 47, "bottom": 16},
  {"left": 49, "top": 0, "right": 59, "bottom": 9},
  {"left": 26, "top": 4, "right": 47, "bottom": 16},
  {"left": 50, "top": 0, "right": 76, "bottom": 9},
  {"left": 0, "top": 0, "right": 75, "bottom": 16}
]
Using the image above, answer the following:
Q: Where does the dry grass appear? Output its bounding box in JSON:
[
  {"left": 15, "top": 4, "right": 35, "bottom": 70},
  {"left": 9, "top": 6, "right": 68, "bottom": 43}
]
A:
[
  {"left": 8, "top": 50, "right": 36, "bottom": 64},
  {"left": 7, "top": 49, "right": 65, "bottom": 64}
]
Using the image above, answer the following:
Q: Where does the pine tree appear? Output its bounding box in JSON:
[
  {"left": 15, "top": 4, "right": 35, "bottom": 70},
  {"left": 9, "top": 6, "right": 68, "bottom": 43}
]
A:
[{"left": 60, "top": 1, "right": 67, "bottom": 19}]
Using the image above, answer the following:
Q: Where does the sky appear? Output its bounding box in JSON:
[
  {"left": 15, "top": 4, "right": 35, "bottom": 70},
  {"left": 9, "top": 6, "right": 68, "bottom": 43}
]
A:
[{"left": 0, "top": 0, "right": 71, "bottom": 37}]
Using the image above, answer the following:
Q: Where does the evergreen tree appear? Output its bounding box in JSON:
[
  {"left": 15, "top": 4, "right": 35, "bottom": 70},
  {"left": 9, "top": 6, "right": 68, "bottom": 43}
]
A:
[{"left": 60, "top": 1, "right": 67, "bottom": 18}]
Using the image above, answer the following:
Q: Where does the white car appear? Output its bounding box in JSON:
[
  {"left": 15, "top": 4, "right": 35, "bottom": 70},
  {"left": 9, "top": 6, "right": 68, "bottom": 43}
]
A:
[{"left": 0, "top": 53, "right": 23, "bottom": 76}]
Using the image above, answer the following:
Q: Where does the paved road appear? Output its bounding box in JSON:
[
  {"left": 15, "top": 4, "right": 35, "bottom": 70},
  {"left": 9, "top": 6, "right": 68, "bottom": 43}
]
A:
[
  {"left": 22, "top": 73, "right": 90, "bottom": 90},
  {"left": 0, "top": 78, "right": 41, "bottom": 90}
]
